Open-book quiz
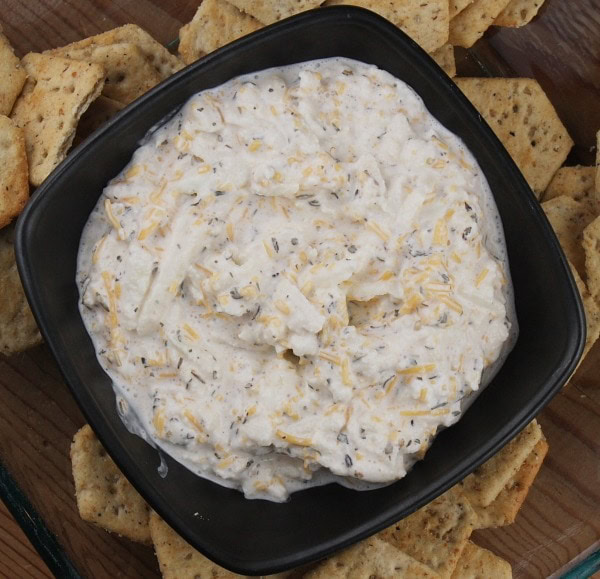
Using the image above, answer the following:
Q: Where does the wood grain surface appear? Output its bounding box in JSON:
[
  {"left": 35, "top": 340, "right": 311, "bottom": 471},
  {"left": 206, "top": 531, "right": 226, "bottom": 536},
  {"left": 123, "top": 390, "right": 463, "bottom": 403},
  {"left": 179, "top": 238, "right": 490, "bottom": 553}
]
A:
[{"left": 1, "top": 1, "right": 599, "bottom": 578}]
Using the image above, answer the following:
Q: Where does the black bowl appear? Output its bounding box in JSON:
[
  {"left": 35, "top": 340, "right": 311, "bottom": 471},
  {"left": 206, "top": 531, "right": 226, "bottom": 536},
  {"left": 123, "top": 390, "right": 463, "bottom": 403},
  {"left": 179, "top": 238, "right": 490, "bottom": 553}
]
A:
[{"left": 15, "top": 6, "right": 585, "bottom": 575}]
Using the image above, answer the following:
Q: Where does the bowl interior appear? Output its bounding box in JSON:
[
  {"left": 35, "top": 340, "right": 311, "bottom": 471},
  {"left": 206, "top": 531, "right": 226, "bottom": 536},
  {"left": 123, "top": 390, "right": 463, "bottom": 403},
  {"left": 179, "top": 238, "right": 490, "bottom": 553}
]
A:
[{"left": 15, "top": 7, "right": 584, "bottom": 575}]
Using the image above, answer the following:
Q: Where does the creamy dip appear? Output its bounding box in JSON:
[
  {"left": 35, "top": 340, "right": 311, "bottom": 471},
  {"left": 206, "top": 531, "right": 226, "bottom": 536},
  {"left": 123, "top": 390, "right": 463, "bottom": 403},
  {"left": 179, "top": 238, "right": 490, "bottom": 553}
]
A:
[{"left": 77, "top": 58, "right": 516, "bottom": 501}]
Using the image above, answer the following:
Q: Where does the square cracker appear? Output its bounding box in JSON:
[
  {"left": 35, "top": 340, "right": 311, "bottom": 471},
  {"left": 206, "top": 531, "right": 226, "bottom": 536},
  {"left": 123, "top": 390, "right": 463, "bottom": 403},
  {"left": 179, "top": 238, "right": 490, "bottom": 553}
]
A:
[
  {"left": 324, "top": 0, "right": 449, "bottom": 53},
  {"left": 450, "top": 542, "right": 512, "bottom": 578},
  {"left": 305, "top": 536, "right": 439, "bottom": 578},
  {"left": 178, "top": 0, "right": 262, "bottom": 64},
  {"left": 450, "top": 0, "right": 475, "bottom": 18},
  {"left": 47, "top": 24, "right": 183, "bottom": 80},
  {"left": 228, "top": 0, "right": 323, "bottom": 25},
  {"left": 10, "top": 53, "right": 104, "bottom": 186},
  {"left": 455, "top": 78, "right": 573, "bottom": 195},
  {"left": 71, "top": 425, "right": 151, "bottom": 544},
  {"left": 0, "top": 33, "right": 27, "bottom": 116},
  {"left": 458, "top": 420, "right": 542, "bottom": 509},
  {"left": 494, "top": 0, "right": 546, "bottom": 27},
  {"left": 568, "top": 256, "right": 600, "bottom": 359},
  {"left": 430, "top": 44, "right": 456, "bottom": 78},
  {"left": 0, "top": 116, "right": 29, "bottom": 228},
  {"left": 471, "top": 437, "right": 548, "bottom": 529},
  {"left": 378, "top": 487, "right": 474, "bottom": 578},
  {"left": 0, "top": 225, "right": 42, "bottom": 354},
  {"left": 542, "top": 195, "right": 596, "bottom": 280},
  {"left": 449, "top": 0, "right": 512, "bottom": 48},
  {"left": 47, "top": 43, "right": 162, "bottom": 104},
  {"left": 149, "top": 511, "right": 241, "bottom": 578},
  {"left": 543, "top": 166, "right": 598, "bottom": 210}
]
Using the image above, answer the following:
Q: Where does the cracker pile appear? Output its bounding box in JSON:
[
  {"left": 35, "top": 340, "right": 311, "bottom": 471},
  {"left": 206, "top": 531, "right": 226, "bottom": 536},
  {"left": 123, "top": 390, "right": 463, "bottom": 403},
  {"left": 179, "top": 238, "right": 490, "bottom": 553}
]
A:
[{"left": 71, "top": 421, "right": 547, "bottom": 577}]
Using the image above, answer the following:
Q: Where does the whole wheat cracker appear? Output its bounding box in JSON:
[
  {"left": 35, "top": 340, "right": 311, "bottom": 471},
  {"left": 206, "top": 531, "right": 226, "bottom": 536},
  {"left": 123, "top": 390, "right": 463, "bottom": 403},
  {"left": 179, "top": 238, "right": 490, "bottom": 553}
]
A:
[
  {"left": 228, "top": 0, "right": 323, "bottom": 25},
  {"left": 450, "top": 0, "right": 475, "bottom": 18},
  {"left": 71, "top": 425, "right": 151, "bottom": 544},
  {"left": 543, "top": 166, "right": 598, "bottom": 209},
  {"left": 449, "top": 0, "right": 512, "bottom": 48},
  {"left": 455, "top": 77, "right": 573, "bottom": 195},
  {"left": 430, "top": 44, "right": 456, "bottom": 77},
  {"left": 0, "top": 33, "right": 26, "bottom": 116},
  {"left": 305, "top": 536, "right": 440, "bottom": 578},
  {"left": 494, "top": 0, "right": 546, "bottom": 27},
  {"left": 378, "top": 487, "right": 474, "bottom": 579},
  {"left": 568, "top": 257, "right": 600, "bottom": 359},
  {"left": 178, "top": 0, "right": 262, "bottom": 64},
  {"left": 583, "top": 216, "right": 600, "bottom": 306},
  {"left": 10, "top": 53, "right": 105, "bottom": 186},
  {"left": 324, "top": 0, "right": 449, "bottom": 53},
  {"left": 449, "top": 541, "right": 512, "bottom": 578},
  {"left": 0, "top": 116, "right": 29, "bottom": 228},
  {"left": 471, "top": 437, "right": 549, "bottom": 529},
  {"left": 0, "top": 225, "right": 42, "bottom": 354},
  {"left": 458, "top": 420, "right": 542, "bottom": 508}
]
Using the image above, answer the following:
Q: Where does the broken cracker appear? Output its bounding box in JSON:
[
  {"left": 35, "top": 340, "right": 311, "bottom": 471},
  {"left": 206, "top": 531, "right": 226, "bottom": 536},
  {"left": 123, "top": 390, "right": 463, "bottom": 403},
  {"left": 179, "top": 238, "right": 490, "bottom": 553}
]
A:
[
  {"left": 494, "top": 0, "right": 546, "bottom": 27},
  {"left": 149, "top": 511, "right": 241, "bottom": 578},
  {"left": 431, "top": 44, "right": 456, "bottom": 77},
  {"left": 0, "top": 116, "right": 29, "bottom": 228},
  {"left": 305, "top": 536, "right": 439, "bottom": 578},
  {"left": 0, "top": 225, "right": 42, "bottom": 354},
  {"left": 542, "top": 195, "right": 596, "bottom": 280},
  {"left": 458, "top": 420, "right": 542, "bottom": 509},
  {"left": 0, "top": 33, "right": 26, "bottom": 116},
  {"left": 71, "top": 424, "right": 151, "bottom": 544},
  {"left": 324, "top": 0, "right": 449, "bottom": 53},
  {"left": 471, "top": 437, "right": 549, "bottom": 529},
  {"left": 450, "top": 541, "right": 512, "bottom": 578},
  {"left": 378, "top": 487, "right": 474, "bottom": 578},
  {"left": 455, "top": 77, "right": 573, "bottom": 195},
  {"left": 449, "top": 0, "right": 512, "bottom": 48},
  {"left": 10, "top": 53, "right": 104, "bottom": 186},
  {"left": 178, "top": 0, "right": 262, "bottom": 64},
  {"left": 228, "top": 0, "right": 323, "bottom": 25}
]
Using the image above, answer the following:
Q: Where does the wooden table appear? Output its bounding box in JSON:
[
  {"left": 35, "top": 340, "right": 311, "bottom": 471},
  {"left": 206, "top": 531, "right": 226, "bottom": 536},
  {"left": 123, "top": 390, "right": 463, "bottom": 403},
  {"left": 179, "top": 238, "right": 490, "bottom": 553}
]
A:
[{"left": 1, "top": 1, "right": 599, "bottom": 577}]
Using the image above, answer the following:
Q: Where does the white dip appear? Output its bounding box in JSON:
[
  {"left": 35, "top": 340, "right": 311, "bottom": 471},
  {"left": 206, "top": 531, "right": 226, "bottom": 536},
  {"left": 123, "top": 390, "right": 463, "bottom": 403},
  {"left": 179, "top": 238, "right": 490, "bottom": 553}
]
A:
[{"left": 77, "top": 58, "right": 516, "bottom": 502}]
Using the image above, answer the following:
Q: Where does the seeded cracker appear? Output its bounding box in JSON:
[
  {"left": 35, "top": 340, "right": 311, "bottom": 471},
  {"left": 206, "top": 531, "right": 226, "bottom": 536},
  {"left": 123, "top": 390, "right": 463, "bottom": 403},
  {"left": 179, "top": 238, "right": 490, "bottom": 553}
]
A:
[
  {"left": 450, "top": 542, "right": 512, "bottom": 578},
  {"left": 305, "top": 536, "right": 439, "bottom": 578},
  {"left": 544, "top": 166, "right": 598, "bottom": 214},
  {"left": 494, "top": 0, "right": 546, "bottom": 27},
  {"left": 10, "top": 53, "right": 104, "bottom": 187},
  {"left": 149, "top": 512, "right": 241, "bottom": 579},
  {"left": 324, "top": 0, "right": 449, "bottom": 53},
  {"left": 430, "top": 44, "right": 456, "bottom": 78},
  {"left": 568, "top": 257, "right": 600, "bottom": 359},
  {"left": 458, "top": 420, "right": 542, "bottom": 508},
  {"left": 454, "top": 78, "right": 573, "bottom": 195},
  {"left": 0, "top": 225, "right": 41, "bottom": 354},
  {"left": 71, "top": 425, "right": 151, "bottom": 544},
  {"left": 583, "top": 216, "right": 600, "bottom": 306},
  {"left": 178, "top": 0, "right": 262, "bottom": 64},
  {"left": 0, "top": 33, "right": 26, "bottom": 116},
  {"left": 450, "top": 0, "right": 475, "bottom": 18},
  {"left": 378, "top": 487, "right": 474, "bottom": 578},
  {"left": 0, "top": 116, "right": 28, "bottom": 228},
  {"left": 471, "top": 437, "right": 548, "bottom": 529},
  {"left": 227, "top": 0, "right": 323, "bottom": 25},
  {"left": 449, "top": 0, "right": 512, "bottom": 48}
]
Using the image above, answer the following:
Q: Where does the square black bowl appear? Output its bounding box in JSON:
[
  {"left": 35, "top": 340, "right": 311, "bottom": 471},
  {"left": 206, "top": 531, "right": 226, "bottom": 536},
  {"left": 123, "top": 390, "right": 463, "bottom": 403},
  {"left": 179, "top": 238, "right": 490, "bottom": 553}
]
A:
[{"left": 15, "top": 6, "right": 585, "bottom": 576}]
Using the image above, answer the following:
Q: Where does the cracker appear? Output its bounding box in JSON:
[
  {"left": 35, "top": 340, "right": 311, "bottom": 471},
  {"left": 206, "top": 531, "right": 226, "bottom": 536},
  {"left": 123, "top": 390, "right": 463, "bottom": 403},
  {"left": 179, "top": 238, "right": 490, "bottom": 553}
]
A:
[
  {"left": 450, "top": 0, "right": 475, "bottom": 17},
  {"left": 0, "top": 116, "right": 29, "bottom": 228},
  {"left": 0, "top": 33, "right": 26, "bottom": 116},
  {"left": 542, "top": 195, "right": 596, "bottom": 280},
  {"left": 450, "top": 542, "right": 512, "bottom": 578},
  {"left": 178, "top": 0, "right": 262, "bottom": 64},
  {"left": 75, "top": 96, "right": 125, "bottom": 143},
  {"left": 431, "top": 44, "right": 456, "bottom": 77},
  {"left": 10, "top": 53, "right": 104, "bottom": 187},
  {"left": 455, "top": 78, "right": 573, "bottom": 195},
  {"left": 324, "top": 0, "right": 449, "bottom": 53},
  {"left": 47, "top": 43, "right": 162, "bottom": 105},
  {"left": 569, "top": 257, "right": 600, "bottom": 359},
  {"left": 544, "top": 166, "right": 598, "bottom": 209},
  {"left": 47, "top": 24, "right": 183, "bottom": 80},
  {"left": 71, "top": 425, "right": 151, "bottom": 544},
  {"left": 458, "top": 420, "right": 542, "bottom": 508},
  {"left": 228, "top": 0, "right": 323, "bottom": 25},
  {"left": 494, "top": 0, "right": 546, "bottom": 27},
  {"left": 583, "top": 216, "right": 600, "bottom": 306},
  {"left": 449, "top": 0, "right": 512, "bottom": 48},
  {"left": 305, "top": 536, "right": 439, "bottom": 578},
  {"left": 378, "top": 487, "right": 474, "bottom": 578},
  {"left": 149, "top": 511, "right": 241, "bottom": 578},
  {"left": 471, "top": 438, "right": 548, "bottom": 529},
  {"left": 0, "top": 225, "right": 42, "bottom": 354}
]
